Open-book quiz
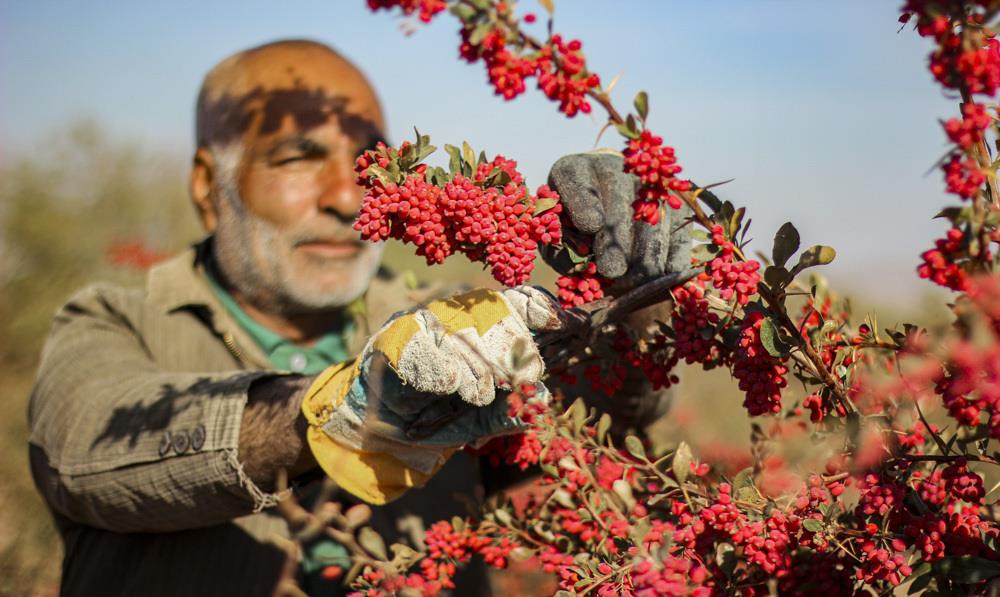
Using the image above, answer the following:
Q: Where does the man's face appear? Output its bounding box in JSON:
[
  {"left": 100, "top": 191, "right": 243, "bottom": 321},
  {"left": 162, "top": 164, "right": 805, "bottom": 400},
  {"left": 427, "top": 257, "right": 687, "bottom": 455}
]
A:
[{"left": 210, "top": 85, "right": 386, "bottom": 315}]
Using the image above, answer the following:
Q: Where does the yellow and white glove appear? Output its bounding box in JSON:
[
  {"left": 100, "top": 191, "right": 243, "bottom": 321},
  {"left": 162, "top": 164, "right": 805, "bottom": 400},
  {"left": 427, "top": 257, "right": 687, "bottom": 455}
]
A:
[{"left": 301, "top": 286, "right": 564, "bottom": 504}]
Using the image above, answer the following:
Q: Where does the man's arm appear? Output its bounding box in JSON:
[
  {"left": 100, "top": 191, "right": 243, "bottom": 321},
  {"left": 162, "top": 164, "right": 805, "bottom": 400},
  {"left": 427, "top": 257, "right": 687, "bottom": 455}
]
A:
[{"left": 28, "top": 284, "right": 313, "bottom": 534}]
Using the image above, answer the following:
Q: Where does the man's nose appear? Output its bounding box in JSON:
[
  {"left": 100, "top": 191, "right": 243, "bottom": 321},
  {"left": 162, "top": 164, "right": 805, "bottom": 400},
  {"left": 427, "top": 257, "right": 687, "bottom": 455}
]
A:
[{"left": 317, "top": 159, "right": 362, "bottom": 222}]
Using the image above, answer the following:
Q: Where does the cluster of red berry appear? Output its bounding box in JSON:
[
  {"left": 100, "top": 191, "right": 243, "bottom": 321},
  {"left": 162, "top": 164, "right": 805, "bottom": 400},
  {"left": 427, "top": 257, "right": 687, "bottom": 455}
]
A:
[
  {"left": 354, "top": 143, "right": 562, "bottom": 286},
  {"left": 706, "top": 225, "right": 761, "bottom": 306},
  {"left": 456, "top": 13, "right": 599, "bottom": 117},
  {"left": 917, "top": 226, "right": 970, "bottom": 291},
  {"left": 732, "top": 311, "right": 789, "bottom": 416},
  {"left": 366, "top": 0, "right": 445, "bottom": 23},
  {"left": 554, "top": 261, "right": 608, "bottom": 308},
  {"left": 622, "top": 130, "right": 692, "bottom": 225}
]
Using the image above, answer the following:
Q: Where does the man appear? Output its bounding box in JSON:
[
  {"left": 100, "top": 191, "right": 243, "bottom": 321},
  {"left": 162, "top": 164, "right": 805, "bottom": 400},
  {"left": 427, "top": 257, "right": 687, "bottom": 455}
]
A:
[{"left": 28, "top": 39, "right": 689, "bottom": 596}]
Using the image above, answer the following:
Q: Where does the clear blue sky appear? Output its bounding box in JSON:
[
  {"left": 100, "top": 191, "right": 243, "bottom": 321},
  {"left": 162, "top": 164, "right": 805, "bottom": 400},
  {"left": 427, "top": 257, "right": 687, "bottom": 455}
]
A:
[{"left": 0, "top": 0, "right": 958, "bottom": 302}]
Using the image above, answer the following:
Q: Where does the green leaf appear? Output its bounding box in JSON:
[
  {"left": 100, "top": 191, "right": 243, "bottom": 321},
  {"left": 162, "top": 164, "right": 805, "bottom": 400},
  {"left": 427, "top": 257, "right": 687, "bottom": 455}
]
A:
[
  {"left": 771, "top": 222, "right": 800, "bottom": 268},
  {"left": 462, "top": 141, "right": 476, "bottom": 173},
  {"left": 672, "top": 441, "right": 693, "bottom": 484},
  {"left": 696, "top": 187, "right": 724, "bottom": 212},
  {"left": 802, "top": 519, "right": 823, "bottom": 533},
  {"left": 633, "top": 91, "right": 649, "bottom": 121},
  {"left": 365, "top": 165, "right": 393, "bottom": 185},
  {"left": 449, "top": 3, "right": 476, "bottom": 21},
  {"left": 444, "top": 144, "right": 462, "bottom": 176},
  {"left": 758, "top": 316, "right": 788, "bottom": 358},
  {"left": 552, "top": 489, "right": 575, "bottom": 509},
  {"left": 764, "top": 265, "right": 790, "bottom": 290},
  {"left": 468, "top": 22, "right": 492, "bottom": 46},
  {"left": 533, "top": 196, "right": 560, "bottom": 215},
  {"left": 493, "top": 508, "right": 513, "bottom": 527},
  {"left": 614, "top": 121, "right": 640, "bottom": 140},
  {"left": 732, "top": 467, "right": 764, "bottom": 504},
  {"left": 358, "top": 527, "right": 387, "bottom": 560},
  {"left": 596, "top": 413, "right": 612, "bottom": 444},
  {"left": 791, "top": 245, "right": 836, "bottom": 275},
  {"left": 625, "top": 435, "right": 645, "bottom": 459},
  {"left": 716, "top": 543, "right": 737, "bottom": 579},
  {"left": 612, "top": 479, "right": 636, "bottom": 509},
  {"left": 729, "top": 206, "right": 746, "bottom": 238},
  {"left": 567, "top": 398, "right": 587, "bottom": 433}
]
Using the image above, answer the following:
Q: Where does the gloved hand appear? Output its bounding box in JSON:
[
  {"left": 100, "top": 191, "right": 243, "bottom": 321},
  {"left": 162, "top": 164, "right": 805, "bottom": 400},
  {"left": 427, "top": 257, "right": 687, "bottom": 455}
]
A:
[
  {"left": 301, "top": 286, "right": 564, "bottom": 504},
  {"left": 543, "top": 151, "right": 693, "bottom": 290}
]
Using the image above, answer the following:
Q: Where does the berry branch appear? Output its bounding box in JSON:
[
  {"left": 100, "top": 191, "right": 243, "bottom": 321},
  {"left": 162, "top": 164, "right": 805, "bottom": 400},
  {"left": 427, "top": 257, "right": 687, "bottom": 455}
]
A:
[{"left": 270, "top": 2, "right": 1000, "bottom": 595}]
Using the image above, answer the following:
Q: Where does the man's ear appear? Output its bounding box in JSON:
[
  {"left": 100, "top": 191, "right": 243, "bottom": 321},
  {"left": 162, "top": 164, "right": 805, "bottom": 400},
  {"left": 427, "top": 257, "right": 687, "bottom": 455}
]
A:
[{"left": 190, "top": 147, "right": 218, "bottom": 233}]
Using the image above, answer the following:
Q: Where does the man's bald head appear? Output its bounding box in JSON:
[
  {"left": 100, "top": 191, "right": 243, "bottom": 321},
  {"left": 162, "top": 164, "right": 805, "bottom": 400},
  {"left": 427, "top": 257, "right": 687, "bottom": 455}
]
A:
[
  {"left": 189, "top": 39, "right": 387, "bottom": 321},
  {"left": 196, "top": 39, "right": 385, "bottom": 153}
]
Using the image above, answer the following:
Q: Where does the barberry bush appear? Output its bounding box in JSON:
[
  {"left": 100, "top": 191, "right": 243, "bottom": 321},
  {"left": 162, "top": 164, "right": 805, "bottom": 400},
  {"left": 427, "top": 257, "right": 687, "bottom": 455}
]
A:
[{"left": 282, "top": 1, "right": 1000, "bottom": 595}]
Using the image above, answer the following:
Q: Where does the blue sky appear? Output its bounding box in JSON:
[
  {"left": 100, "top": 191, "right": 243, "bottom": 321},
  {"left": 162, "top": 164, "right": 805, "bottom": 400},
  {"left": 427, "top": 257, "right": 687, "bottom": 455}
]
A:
[{"left": 0, "top": 1, "right": 959, "bottom": 302}]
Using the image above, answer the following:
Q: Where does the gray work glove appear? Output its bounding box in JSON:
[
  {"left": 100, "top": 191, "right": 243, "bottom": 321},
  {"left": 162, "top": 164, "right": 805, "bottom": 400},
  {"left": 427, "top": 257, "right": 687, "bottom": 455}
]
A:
[{"left": 542, "top": 152, "right": 693, "bottom": 291}]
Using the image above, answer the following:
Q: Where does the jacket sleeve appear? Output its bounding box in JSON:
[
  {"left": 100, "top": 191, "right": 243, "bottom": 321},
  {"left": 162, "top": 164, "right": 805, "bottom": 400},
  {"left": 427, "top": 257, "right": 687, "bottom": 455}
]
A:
[{"left": 27, "top": 284, "right": 280, "bottom": 533}]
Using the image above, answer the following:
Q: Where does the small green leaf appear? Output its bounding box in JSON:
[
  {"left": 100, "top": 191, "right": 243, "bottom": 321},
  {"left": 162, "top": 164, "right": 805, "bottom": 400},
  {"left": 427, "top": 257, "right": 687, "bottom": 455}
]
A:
[
  {"left": 462, "top": 141, "right": 476, "bottom": 172},
  {"left": 802, "top": 519, "right": 823, "bottom": 533},
  {"left": 552, "top": 489, "right": 575, "bottom": 509},
  {"left": 533, "top": 196, "right": 560, "bottom": 215},
  {"left": 365, "top": 165, "right": 393, "bottom": 185},
  {"left": 614, "top": 121, "right": 641, "bottom": 140},
  {"left": 493, "top": 508, "right": 513, "bottom": 527},
  {"left": 792, "top": 245, "right": 836, "bottom": 275},
  {"left": 612, "top": 479, "right": 636, "bottom": 509},
  {"left": 672, "top": 441, "right": 693, "bottom": 484},
  {"left": 716, "top": 543, "right": 737, "bottom": 579},
  {"left": 358, "top": 527, "right": 387, "bottom": 560},
  {"left": 771, "top": 222, "right": 800, "bottom": 268},
  {"left": 625, "top": 435, "right": 645, "bottom": 459},
  {"left": 764, "top": 265, "right": 790, "bottom": 289},
  {"left": 449, "top": 3, "right": 476, "bottom": 21},
  {"left": 468, "top": 22, "right": 492, "bottom": 46},
  {"left": 633, "top": 91, "right": 649, "bottom": 121},
  {"left": 567, "top": 398, "right": 587, "bottom": 433},
  {"left": 444, "top": 144, "right": 462, "bottom": 176},
  {"left": 758, "top": 317, "right": 788, "bottom": 358},
  {"left": 696, "top": 187, "right": 724, "bottom": 212},
  {"left": 596, "top": 413, "right": 612, "bottom": 443}
]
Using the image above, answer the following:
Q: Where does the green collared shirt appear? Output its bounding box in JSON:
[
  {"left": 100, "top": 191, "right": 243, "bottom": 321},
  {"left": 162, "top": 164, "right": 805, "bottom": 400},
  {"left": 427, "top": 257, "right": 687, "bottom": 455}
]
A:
[{"left": 203, "top": 268, "right": 353, "bottom": 375}]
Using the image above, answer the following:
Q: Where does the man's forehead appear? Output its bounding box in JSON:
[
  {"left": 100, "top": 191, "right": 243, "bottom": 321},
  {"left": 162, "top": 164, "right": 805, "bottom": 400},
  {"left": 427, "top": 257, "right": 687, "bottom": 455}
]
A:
[{"left": 197, "top": 42, "right": 384, "bottom": 148}]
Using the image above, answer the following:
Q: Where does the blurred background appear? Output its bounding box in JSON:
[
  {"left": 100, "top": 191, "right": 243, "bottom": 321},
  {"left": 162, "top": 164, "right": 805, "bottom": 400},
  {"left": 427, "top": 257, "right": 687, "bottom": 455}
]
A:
[{"left": 0, "top": 0, "right": 960, "bottom": 594}]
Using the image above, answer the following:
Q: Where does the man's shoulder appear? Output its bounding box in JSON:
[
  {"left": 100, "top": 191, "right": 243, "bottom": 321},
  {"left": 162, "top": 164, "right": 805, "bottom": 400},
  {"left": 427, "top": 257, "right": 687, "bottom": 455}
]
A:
[{"left": 56, "top": 246, "right": 204, "bottom": 323}]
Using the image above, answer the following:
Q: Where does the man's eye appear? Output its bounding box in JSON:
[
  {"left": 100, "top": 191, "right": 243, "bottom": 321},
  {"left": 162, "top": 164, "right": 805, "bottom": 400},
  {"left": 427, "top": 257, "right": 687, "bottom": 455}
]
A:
[{"left": 273, "top": 154, "right": 306, "bottom": 166}]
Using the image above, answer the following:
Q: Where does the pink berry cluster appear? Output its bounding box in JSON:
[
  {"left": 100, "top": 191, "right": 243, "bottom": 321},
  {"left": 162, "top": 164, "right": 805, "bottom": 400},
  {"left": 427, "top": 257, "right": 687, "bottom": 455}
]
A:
[
  {"left": 732, "top": 311, "right": 789, "bottom": 416},
  {"left": 354, "top": 142, "right": 562, "bottom": 286},
  {"left": 555, "top": 261, "right": 608, "bottom": 308},
  {"left": 706, "top": 225, "right": 761, "bottom": 306},
  {"left": 456, "top": 16, "right": 599, "bottom": 116},
  {"left": 935, "top": 338, "right": 1000, "bottom": 439},
  {"left": 622, "top": 130, "right": 693, "bottom": 225},
  {"left": 917, "top": 227, "right": 970, "bottom": 291}
]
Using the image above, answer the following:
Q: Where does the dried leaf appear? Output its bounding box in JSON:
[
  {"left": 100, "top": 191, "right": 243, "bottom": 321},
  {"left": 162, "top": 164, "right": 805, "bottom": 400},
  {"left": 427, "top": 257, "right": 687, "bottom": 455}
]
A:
[
  {"left": 596, "top": 413, "right": 612, "bottom": 443},
  {"left": 792, "top": 245, "right": 836, "bottom": 275},
  {"left": 538, "top": 0, "right": 555, "bottom": 15},
  {"left": 358, "top": 527, "right": 387, "bottom": 560},
  {"left": 533, "top": 196, "right": 559, "bottom": 215},
  {"left": 672, "top": 441, "right": 693, "bottom": 484}
]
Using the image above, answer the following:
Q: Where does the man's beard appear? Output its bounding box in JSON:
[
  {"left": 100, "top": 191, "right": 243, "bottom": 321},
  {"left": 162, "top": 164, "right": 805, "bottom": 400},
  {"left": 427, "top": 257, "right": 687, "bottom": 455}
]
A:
[{"left": 211, "top": 177, "right": 384, "bottom": 316}]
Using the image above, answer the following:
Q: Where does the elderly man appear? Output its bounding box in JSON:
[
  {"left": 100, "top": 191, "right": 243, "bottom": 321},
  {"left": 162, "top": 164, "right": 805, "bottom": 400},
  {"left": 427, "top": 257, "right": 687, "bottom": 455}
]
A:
[{"left": 28, "top": 39, "right": 689, "bottom": 596}]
